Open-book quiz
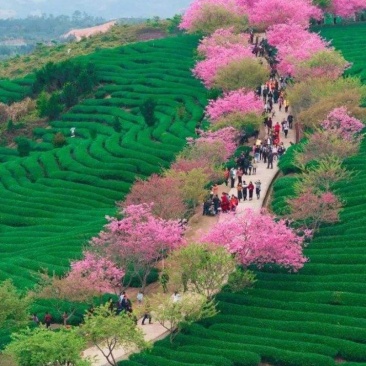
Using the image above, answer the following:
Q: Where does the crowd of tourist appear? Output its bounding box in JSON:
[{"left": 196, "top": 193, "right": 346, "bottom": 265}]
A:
[{"left": 203, "top": 68, "right": 294, "bottom": 216}]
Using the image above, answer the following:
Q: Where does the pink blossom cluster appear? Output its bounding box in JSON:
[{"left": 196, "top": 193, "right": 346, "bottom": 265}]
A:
[
  {"left": 193, "top": 45, "right": 254, "bottom": 87},
  {"left": 201, "top": 209, "right": 307, "bottom": 271},
  {"left": 92, "top": 203, "right": 185, "bottom": 263},
  {"left": 179, "top": 0, "right": 248, "bottom": 31},
  {"left": 321, "top": 107, "right": 364, "bottom": 141},
  {"left": 248, "top": 0, "right": 323, "bottom": 28},
  {"left": 266, "top": 23, "right": 329, "bottom": 75},
  {"left": 294, "top": 49, "right": 348, "bottom": 80},
  {"left": 205, "top": 89, "right": 263, "bottom": 121},
  {"left": 330, "top": 0, "right": 366, "bottom": 18},
  {"left": 69, "top": 252, "right": 125, "bottom": 293},
  {"left": 197, "top": 27, "right": 249, "bottom": 58},
  {"left": 195, "top": 127, "right": 240, "bottom": 158}
]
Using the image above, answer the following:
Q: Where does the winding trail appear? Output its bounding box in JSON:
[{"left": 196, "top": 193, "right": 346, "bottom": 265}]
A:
[
  {"left": 220, "top": 100, "right": 296, "bottom": 217},
  {"left": 82, "top": 99, "right": 296, "bottom": 366}
]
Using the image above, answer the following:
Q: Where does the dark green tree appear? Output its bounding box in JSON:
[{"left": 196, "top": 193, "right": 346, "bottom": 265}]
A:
[
  {"left": 16, "top": 137, "right": 31, "bottom": 157},
  {"left": 46, "top": 93, "right": 63, "bottom": 120},
  {"left": 140, "top": 98, "right": 157, "bottom": 127},
  {"left": 167, "top": 14, "right": 183, "bottom": 34},
  {"left": 36, "top": 92, "right": 49, "bottom": 118},
  {"left": 62, "top": 82, "right": 79, "bottom": 108},
  {"left": 77, "top": 70, "right": 94, "bottom": 94}
]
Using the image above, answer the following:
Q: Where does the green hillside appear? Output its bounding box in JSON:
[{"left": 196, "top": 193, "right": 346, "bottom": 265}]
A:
[
  {"left": 315, "top": 22, "right": 366, "bottom": 83},
  {"left": 0, "top": 35, "right": 207, "bottom": 289},
  {"left": 120, "top": 23, "right": 366, "bottom": 366}
]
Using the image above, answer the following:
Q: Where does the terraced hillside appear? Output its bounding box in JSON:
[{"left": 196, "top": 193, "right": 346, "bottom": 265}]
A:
[
  {"left": 0, "top": 35, "right": 207, "bottom": 289},
  {"left": 315, "top": 22, "right": 366, "bottom": 83},
  {"left": 120, "top": 24, "right": 366, "bottom": 366},
  {"left": 0, "top": 74, "right": 34, "bottom": 104}
]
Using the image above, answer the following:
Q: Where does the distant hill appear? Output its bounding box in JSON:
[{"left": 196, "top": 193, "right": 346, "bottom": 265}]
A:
[
  {"left": 0, "top": 12, "right": 107, "bottom": 59},
  {"left": 0, "top": 19, "right": 179, "bottom": 79},
  {"left": 62, "top": 20, "right": 118, "bottom": 41}
]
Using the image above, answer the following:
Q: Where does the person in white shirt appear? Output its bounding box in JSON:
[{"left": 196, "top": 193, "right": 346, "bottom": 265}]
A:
[{"left": 172, "top": 291, "right": 181, "bottom": 303}]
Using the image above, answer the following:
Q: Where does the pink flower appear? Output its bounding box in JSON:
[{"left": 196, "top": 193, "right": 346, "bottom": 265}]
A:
[
  {"left": 206, "top": 89, "right": 263, "bottom": 121},
  {"left": 180, "top": 0, "right": 248, "bottom": 32},
  {"left": 195, "top": 127, "right": 240, "bottom": 158},
  {"left": 249, "top": 0, "right": 323, "bottom": 28},
  {"left": 193, "top": 45, "right": 254, "bottom": 88},
  {"left": 330, "top": 0, "right": 366, "bottom": 18},
  {"left": 321, "top": 106, "right": 364, "bottom": 141},
  {"left": 201, "top": 209, "right": 307, "bottom": 271},
  {"left": 198, "top": 27, "right": 250, "bottom": 58},
  {"left": 266, "top": 23, "right": 329, "bottom": 76}
]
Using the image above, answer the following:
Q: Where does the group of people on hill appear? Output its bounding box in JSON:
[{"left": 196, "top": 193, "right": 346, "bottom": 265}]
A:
[{"left": 202, "top": 66, "right": 294, "bottom": 217}]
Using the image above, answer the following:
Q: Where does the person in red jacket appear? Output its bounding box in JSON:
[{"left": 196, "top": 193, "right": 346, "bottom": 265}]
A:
[
  {"left": 220, "top": 193, "right": 230, "bottom": 213},
  {"left": 248, "top": 182, "right": 255, "bottom": 200},
  {"left": 44, "top": 312, "right": 52, "bottom": 328}
]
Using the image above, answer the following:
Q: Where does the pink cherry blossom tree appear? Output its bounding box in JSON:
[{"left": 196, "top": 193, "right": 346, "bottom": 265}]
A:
[
  {"left": 288, "top": 190, "right": 342, "bottom": 232},
  {"left": 180, "top": 0, "right": 248, "bottom": 34},
  {"left": 205, "top": 89, "right": 263, "bottom": 121},
  {"left": 197, "top": 27, "right": 250, "bottom": 58},
  {"left": 192, "top": 127, "right": 240, "bottom": 159},
  {"left": 68, "top": 252, "right": 125, "bottom": 294},
  {"left": 89, "top": 203, "right": 185, "bottom": 291},
  {"left": 172, "top": 155, "right": 222, "bottom": 182},
  {"left": 329, "top": 0, "right": 366, "bottom": 18},
  {"left": 201, "top": 209, "right": 307, "bottom": 271},
  {"left": 295, "top": 49, "right": 349, "bottom": 80},
  {"left": 248, "top": 0, "right": 323, "bottom": 29},
  {"left": 266, "top": 23, "right": 329, "bottom": 76},
  {"left": 122, "top": 175, "right": 187, "bottom": 220},
  {"left": 193, "top": 45, "right": 254, "bottom": 88},
  {"left": 321, "top": 106, "right": 364, "bottom": 141}
]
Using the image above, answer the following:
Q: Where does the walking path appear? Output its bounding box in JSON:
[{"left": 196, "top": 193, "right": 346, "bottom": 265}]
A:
[
  {"left": 82, "top": 321, "right": 169, "bottom": 365},
  {"left": 219, "top": 101, "right": 295, "bottom": 219},
  {"left": 82, "top": 100, "right": 296, "bottom": 366}
]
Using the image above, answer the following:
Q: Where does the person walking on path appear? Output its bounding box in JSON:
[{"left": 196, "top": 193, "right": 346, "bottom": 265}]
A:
[
  {"left": 172, "top": 291, "right": 181, "bottom": 303},
  {"left": 213, "top": 194, "right": 220, "bottom": 215},
  {"left": 267, "top": 151, "right": 274, "bottom": 169},
  {"left": 221, "top": 192, "right": 230, "bottom": 213},
  {"left": 237, "top": 183, "right": 243, "bottom": 202},
  {"left": 283, "top": 120, "right": 289, "bottom": 138},
  {"left": 237, "top": 167, "right": 243, "bottom": 184},
  {"left": 252, "top": 160, "right": 257, "bottom": 175},
  {"left": 229, "top": 167, "right": 236, "bottom": 188},
  {"left": 248, "top": 182, "right": 254, "bottom": 201},
  {"left": 242, "top": 181, "right": 248, "bottom": 201},
  {"left": 118, "top": 294, "right": 132, "bottom": 314},
  {"left": 44, "top": 312, "right": 52, "bottom": 329},
  {"left": 287, "top": 114, "right": 293, "bottom": 129},
  {"left": 230, "top": 195, "right": 239, "bottom": 211},
  {"left": 32, "top": 313, "right": 40, "bottom": 326},
  {"left": 137, "top": 290, "right": 144, "bottom": 305},
  {"left": 224, "top": 168, "right": 229, "bottom": 186},
  {"left": 141, "top": 299, "right": 152, "bottom": 325},
  {"left": 255, "top": 180, "right": 262, "bottom": 199}
]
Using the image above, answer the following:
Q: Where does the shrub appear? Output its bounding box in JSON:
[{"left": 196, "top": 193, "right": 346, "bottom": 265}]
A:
[
  {"left": 16, "top": 137, "right": 31, "bottom": 157},
  {"left": 140, "top": 98, "right": 157, "bottom": 126},
  {"left": 212, "top": 58, "right": 269, "bottom": 91},
  {"left": 226, "top": 268, "right": 257, "bottom": 293},
  {"left": 113, "top": 116, "right": 122, "bottom": 132},
  {"left": 52, "top": 132, "right": 67, "bottom": 148}
]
